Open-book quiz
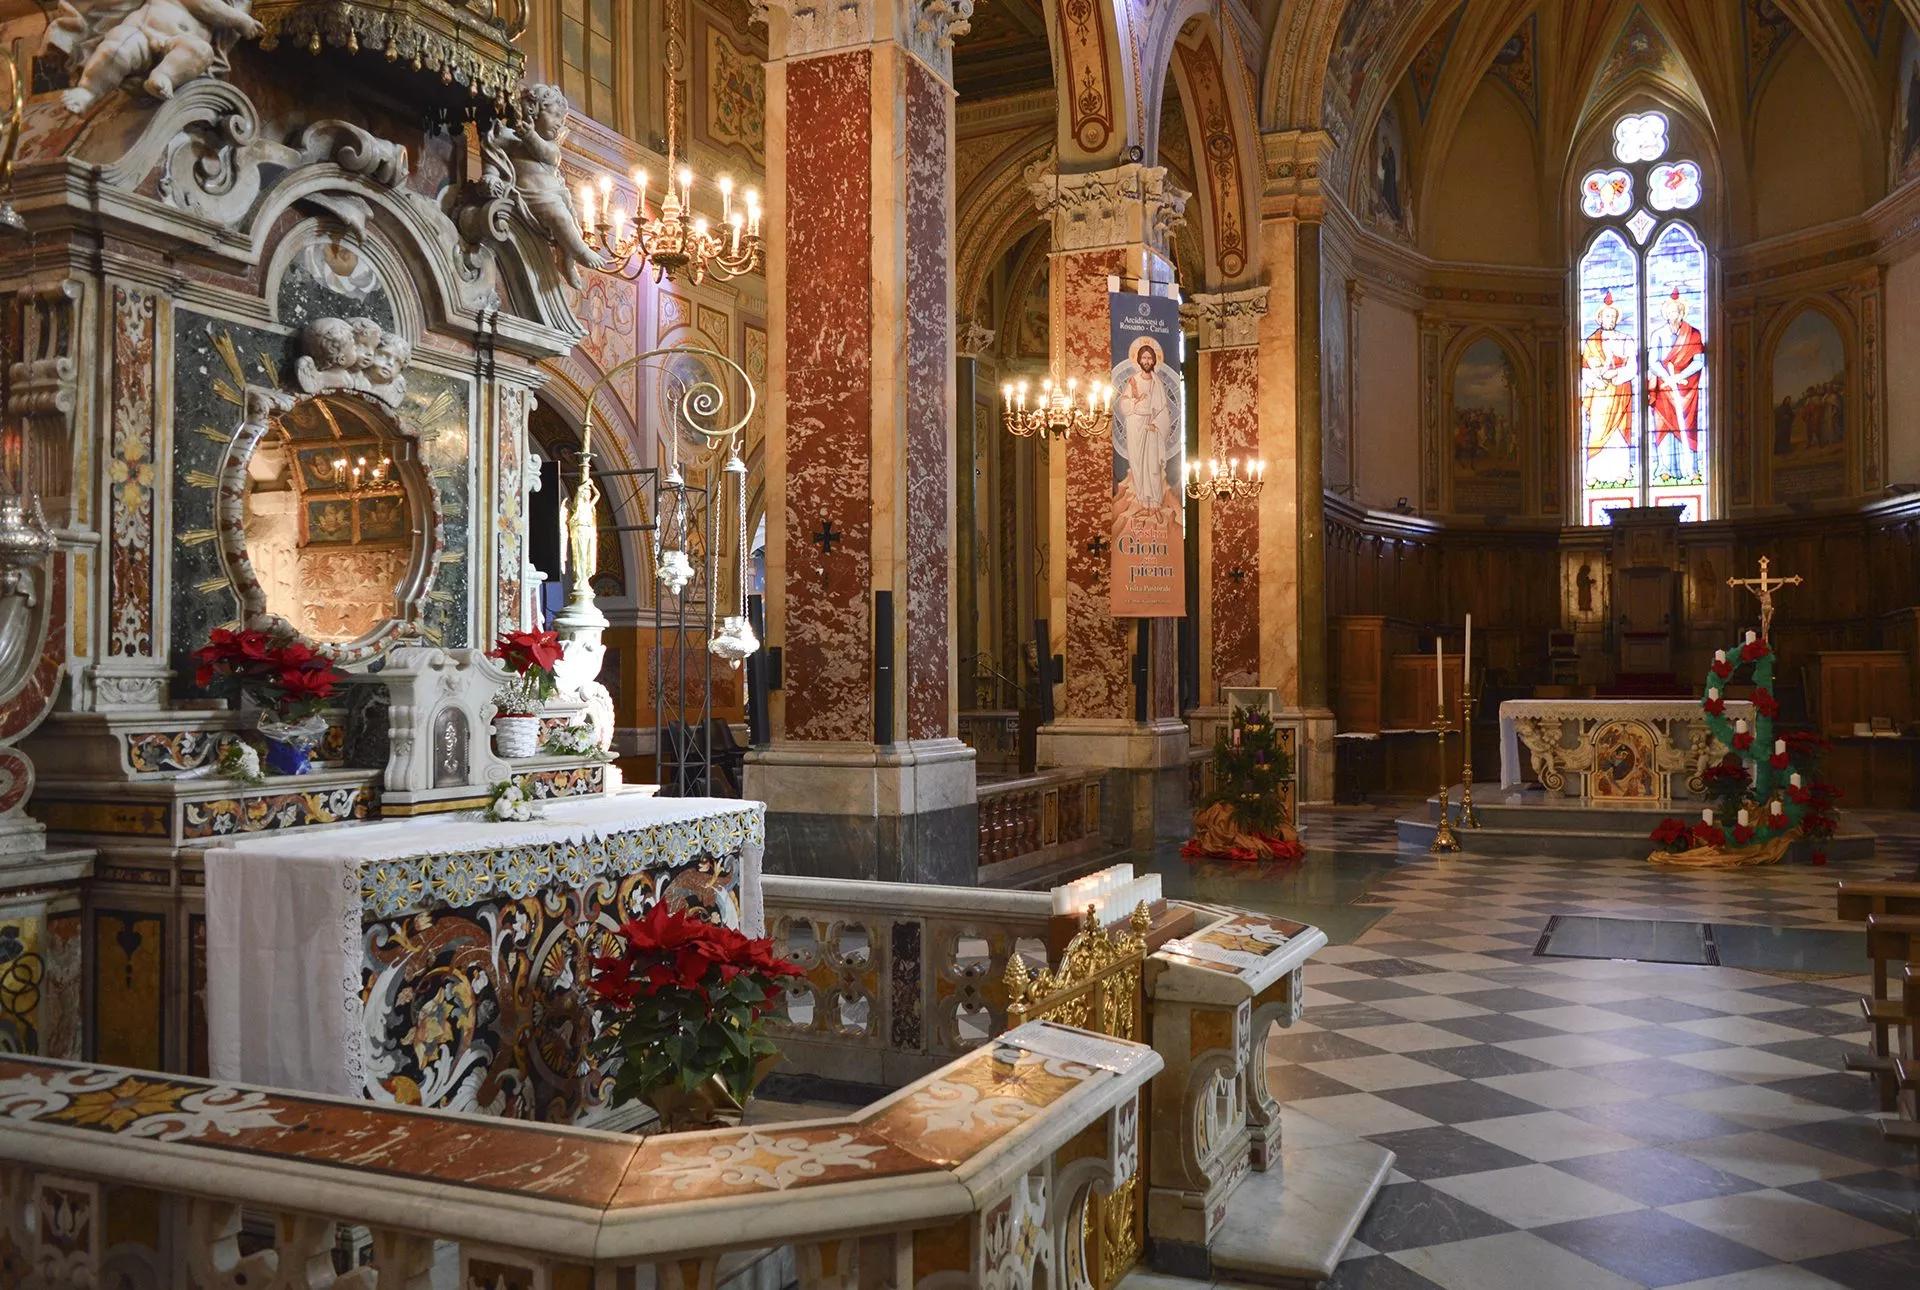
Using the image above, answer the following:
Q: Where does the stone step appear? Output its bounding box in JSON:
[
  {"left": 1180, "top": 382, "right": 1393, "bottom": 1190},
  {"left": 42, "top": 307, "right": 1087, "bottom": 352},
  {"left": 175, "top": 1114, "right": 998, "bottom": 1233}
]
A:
[
  {"left": 1205, "top": 1141, "right": 1394, "bottom": 1287},
  {"left": 1395, "top": 792, "right": 1877, "bottom": 861}
]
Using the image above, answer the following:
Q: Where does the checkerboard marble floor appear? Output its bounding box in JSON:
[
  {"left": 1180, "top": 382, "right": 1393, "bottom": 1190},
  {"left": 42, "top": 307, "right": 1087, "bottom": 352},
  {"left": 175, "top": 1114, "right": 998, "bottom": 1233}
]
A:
[{"left": 1121, "top": 804, "right": 1920, "bottom": 1290}]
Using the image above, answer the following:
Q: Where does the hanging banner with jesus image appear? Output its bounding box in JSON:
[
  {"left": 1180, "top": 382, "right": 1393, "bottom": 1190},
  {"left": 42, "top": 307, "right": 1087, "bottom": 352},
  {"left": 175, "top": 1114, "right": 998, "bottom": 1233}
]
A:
[{"left": 1108, "top": 290, "right": 1186, "bottom": 617}]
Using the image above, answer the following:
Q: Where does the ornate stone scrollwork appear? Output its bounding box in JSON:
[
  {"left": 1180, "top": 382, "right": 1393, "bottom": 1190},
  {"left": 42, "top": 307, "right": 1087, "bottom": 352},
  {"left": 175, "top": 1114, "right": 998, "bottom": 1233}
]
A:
[
  {"left": 1183, "top": 286, "right": 1271, "bottom": 351},
  {"left": 956, "top": 316, "right": 997, "bottom": 358},
  {"left": 294, "top": 317, "right": 411, "bottom": 408},
  {"left": 47, "top": 0, "right": 265, "bottom": 115}
]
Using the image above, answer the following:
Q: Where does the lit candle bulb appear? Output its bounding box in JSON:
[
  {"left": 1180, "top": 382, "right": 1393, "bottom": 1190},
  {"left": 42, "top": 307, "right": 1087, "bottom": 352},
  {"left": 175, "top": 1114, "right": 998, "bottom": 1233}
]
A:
[
  {"left": 578, "top": 183, "right": 597, "bottom": 230},
  {"left": 693, "top": 216, "right": 710, "bottom": 242},
  {"left": 728, "top": 211, "right": 743, "bottom": 253},
  {"left": 1002, "top": 382, "right": 1013, "bottom": 404},
  {"left": 718, "top": 174, "right": 734, "bottom": 221},
  {"left": 745, "top": 189, "right": 761, "bottom": 234},
  {"left": 678, "top": 165, "right": 693, "bottom": 206},
  {"left": 632, "top": 167, "right": 648, "bottom": 214}
]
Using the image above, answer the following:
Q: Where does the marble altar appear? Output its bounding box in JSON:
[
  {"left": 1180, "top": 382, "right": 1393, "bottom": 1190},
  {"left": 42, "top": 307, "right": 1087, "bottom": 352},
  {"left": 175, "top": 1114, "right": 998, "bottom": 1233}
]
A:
[
  {"left": 1498, "top": 698, "right": 1752, "bottom": 801},
  {"left": 204, "top": 793, "right": 764, "bottom": 1121}
]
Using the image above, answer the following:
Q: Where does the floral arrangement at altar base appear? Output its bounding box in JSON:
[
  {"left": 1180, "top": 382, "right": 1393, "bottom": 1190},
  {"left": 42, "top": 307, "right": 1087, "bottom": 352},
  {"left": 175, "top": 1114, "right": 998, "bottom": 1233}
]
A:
[
  {"left": 1182, "top": 705, "right": 1305, "bottom": 864},
  {"left": 542, "top": 721, "right": 611, "bottom": 760},
  {"left": 485, "top": 779, "right": 540, "bottom": 823},
  {"left": 216, "top": 739, "right": 263, "bottom": 787},
  {"left": 1648, "top": 635, "right": 1840, "bottom": 869},
  {"left": 193, "top": 628, "right": 347, "bottom": 775},
  {"left": 590, "top": 901, "right": 802, "bottom": 1132},
  {"left": 488, "top": 628, "right": 563, "bottom": 758}
]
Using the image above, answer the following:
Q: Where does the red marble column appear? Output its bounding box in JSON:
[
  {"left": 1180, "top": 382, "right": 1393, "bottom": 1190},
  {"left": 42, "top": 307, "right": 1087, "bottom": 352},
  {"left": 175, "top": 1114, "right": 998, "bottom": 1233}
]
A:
[
  {"left": 748, "top": 2, "right": 975, "bottom": 882},
  {"left": 1031, "top": 163, "right": 1190, "bottom": 847},
  {"left": 1187, "top": 287, "right": 1270, "bottom": 715}
]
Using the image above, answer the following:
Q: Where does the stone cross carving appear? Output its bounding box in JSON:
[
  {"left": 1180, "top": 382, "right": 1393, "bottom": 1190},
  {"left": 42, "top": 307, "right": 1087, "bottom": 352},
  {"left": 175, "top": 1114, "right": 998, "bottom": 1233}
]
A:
[
  {"left": 294, "top": 317, "right": 411, "bottom": 408},
  {"left": 1725, "top": 556, "right": 1802, "bottom": 643}
]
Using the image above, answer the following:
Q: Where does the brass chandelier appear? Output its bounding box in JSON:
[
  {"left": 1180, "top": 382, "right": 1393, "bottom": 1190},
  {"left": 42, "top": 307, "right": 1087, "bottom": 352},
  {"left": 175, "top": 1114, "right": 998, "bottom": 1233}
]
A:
[
  {"left": 575, "top": 0, "right": 761, "bottom": 284},
  {"left": 1001, "top": 375, "right": 1112, "bottom": 440},
  {"left": 1183, "top": 456, "right": 1265, "bottom": 502}
]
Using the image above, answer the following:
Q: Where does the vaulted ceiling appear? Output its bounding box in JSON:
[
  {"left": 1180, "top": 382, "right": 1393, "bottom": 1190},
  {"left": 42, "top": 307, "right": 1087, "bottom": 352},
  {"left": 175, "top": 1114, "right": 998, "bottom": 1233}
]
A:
[{"left": 954, "top": 0, "right": 1054, "bottom": 99}]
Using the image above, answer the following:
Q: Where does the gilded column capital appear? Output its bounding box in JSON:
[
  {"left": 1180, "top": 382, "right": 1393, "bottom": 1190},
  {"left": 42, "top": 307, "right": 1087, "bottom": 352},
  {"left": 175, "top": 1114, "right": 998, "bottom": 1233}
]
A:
[
  {"left": 755, "top": 0, "right": 973, "bottom": 77},
  {"left": 1182, "top": 285, "right": 1270, "bottom": 350},
  {"left": 1027, "top": 158, "right": 1189, "bottom": 256}
]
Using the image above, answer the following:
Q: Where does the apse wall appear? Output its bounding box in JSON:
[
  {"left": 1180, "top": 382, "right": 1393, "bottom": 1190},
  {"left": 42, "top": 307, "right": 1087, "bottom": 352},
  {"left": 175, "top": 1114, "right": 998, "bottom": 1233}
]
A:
[
  {"left": 1425, "top": 81, "right": 1543, "bottom": 267},
  {"left": 1750, "top": 41, "right": 1873, "bottom": 240}
]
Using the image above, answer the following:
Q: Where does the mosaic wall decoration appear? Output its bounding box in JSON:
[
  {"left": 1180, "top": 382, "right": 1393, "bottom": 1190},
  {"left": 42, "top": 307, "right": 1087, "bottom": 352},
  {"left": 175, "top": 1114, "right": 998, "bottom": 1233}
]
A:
[
  {"left": 108, "top": 286, "right": 157, "bottom": 658},
  {"left": 703, "top": 22, "right": 765, "bottom": 167}
]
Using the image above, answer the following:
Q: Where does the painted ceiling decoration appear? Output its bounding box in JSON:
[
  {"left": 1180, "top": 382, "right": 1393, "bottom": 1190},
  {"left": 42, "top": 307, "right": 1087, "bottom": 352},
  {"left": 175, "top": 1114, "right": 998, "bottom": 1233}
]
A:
[
  {"left": 1487, "top": 13, "right": 1539, "bottom": 120},
  {"left": 1591, "top": 6, "right": 1688, "bottom": 107},
  {"left": 1847, "top": 0, "right": 1892, "bottom": 52},
  {"left": 1743, "top": 1, "right": 1798, "bottom": 104},
  {"left": 1409, "top": 4, "right": 1464, "bottom": 119}
]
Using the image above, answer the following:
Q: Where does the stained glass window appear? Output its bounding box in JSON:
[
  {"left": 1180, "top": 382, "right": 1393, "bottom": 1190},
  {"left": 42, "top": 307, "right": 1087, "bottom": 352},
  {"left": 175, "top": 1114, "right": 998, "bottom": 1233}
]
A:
[{"left": 1577, "top": 111, "right": 1710, "bottom": 523}]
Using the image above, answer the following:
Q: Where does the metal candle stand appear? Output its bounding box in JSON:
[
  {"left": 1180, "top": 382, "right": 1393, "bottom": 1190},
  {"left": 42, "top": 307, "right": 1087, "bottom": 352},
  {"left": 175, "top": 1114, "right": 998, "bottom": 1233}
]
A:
[
  {"left": 1457, "top": 682, "right": 1481, "bottom": 829},
  {"left": 1430, "top": 704, "right": 1462, "bottom": 854}
]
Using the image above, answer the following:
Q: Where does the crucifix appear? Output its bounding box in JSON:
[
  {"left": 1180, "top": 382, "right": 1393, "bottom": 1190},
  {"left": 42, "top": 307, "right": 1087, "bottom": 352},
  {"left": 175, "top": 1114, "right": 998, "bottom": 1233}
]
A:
[
  {"left": 1726, "top": 555, "right": 1802, "bottom": 643},
  {"left": 1226, "top": 565, "right": 1247, "bottom": 584},
  {"left": 812, "top": 519, "right": 841, "bottom": 589},
  {"left": 1086, "top": 535, "right": 1110, "bottom": 558}
]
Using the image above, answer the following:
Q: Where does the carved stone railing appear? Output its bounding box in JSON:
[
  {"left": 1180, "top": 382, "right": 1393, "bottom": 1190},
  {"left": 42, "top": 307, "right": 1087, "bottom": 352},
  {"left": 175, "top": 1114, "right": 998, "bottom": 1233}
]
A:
[
  {"left": 763, "top": 875, "right": 1055, "bottom": 1087},
  {"left": 975, "top": 766, "right": 1110, "bottom": 880},
  {"left": 0, "top": 1021, "right": 1157, "bottom": 1288},
  {"left": 959, "top": 708, "right": 1020, "bottom": 771}
]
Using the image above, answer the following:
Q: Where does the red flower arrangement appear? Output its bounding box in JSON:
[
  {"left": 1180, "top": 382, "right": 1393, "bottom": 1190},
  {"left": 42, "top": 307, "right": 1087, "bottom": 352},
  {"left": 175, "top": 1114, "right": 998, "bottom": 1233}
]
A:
[
  {"left": 1692, "top": 822, "right": 1727, "bottom": 849},
  {"left": 589, "top": 901, "right": 802, "bottom": 1128},
  {"left": 1751, "top": 687, "right": 1780, "bottom": 719},
  {"left": 1649, "top": 817, "right": 1693, "bottom": 852},
  {"left": 1710, "top": 658, "right": 1733, "bottom": 680},
  {"left": 194, "top": 628, "right": 346, "bottom": 720},
  {"left": 1731, "top": 729, "right": 1754, "bottom": 752},
  {"left": 488, "top": 629, "right": 564, "bottom": 714},
  {"left": 1702, "top": 695, "right": 1726, "bottom": 716},
  {"left": 1740, "top": 638, "right": 1770, "bottom": 662}
]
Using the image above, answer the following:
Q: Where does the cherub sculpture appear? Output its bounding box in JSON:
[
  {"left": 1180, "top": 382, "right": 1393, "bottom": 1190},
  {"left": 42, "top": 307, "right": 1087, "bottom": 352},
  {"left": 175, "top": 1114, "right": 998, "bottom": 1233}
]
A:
[
  {"left": 294, "top": 315, "right": 411, "bottom": 408},
  {"left": 48, "top": 0, "right": 265, "bottom": 115},
  {"left": 482, "top": 82, "right": 605, "bottom": 287}
]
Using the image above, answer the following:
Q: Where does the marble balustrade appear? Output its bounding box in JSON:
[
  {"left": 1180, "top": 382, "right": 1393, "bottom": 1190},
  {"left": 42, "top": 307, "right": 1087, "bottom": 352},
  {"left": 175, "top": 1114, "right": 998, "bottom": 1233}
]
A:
[{"left": 0, "top": 1021, "right": 1155, "bottom": 1288}]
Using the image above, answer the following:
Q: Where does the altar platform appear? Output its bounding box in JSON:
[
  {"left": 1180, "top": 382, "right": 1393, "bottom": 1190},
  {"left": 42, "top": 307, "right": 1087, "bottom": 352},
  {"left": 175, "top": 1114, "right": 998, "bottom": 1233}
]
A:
[{"left": 1396, "top": 785, "right": 1879, "bottom": 860}]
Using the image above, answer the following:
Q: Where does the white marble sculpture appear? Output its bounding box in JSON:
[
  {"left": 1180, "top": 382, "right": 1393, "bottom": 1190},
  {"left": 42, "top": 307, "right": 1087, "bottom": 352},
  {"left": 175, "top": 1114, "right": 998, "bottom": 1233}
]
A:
[
  {"left": 294, "top": 316, "right": 411, "bottom": 408},
  {"left": 480, "top": 83, "right": 606, "bottom": 287},
  {"left": 49, "top": 0, "right": 264, "bottom": 114}
]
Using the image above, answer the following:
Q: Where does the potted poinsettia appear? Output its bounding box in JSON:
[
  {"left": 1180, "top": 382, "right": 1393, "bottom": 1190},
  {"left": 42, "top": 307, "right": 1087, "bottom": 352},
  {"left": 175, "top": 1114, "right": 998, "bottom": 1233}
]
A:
[
  {"left": 194, "top": 629, "right": 347, "bottom": 775},
  {"left": 589, "top": 902, "right": 802, "bottom": 1132},
  {"left": 487, "top": 628, "right": 563, "bottom": 758}
]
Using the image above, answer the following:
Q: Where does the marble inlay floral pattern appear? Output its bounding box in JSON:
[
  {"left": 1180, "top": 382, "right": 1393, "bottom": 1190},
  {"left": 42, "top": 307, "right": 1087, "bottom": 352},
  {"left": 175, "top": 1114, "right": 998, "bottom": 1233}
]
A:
[
  {"left": 0, "top": 1021, "right": 1144, "bottom": 1214},
  {"left": 124, "top": 730, "right": 220, "bottom": 773},
  {"left": 1205, "top": 347, "right": 1260, "bottom": 687},
  {"left": 1172, "top": 35, "right": 1248, "bottom": 282},
  {"left": 181, "top": 784, "right": 372, "bottom": 839},
  {"left": 1059, "top": 250, "right": 1132, "bottom": 720},
  {"left": 109, "top": 287, "right": 157, "bottom": 658},
  {"left": 495, "top": 385, "right": 527, "bottom": 635},
  {"left": 783, "top": 51, "right": 874, "bottom": 743},
  {"left": 904, "top": 59, "right": 952, "bottom": 743}
]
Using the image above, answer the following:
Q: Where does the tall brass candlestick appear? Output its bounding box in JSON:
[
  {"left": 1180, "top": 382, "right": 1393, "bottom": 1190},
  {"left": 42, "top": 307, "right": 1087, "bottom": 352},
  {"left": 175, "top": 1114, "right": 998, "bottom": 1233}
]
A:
[
  {"left": 1430, "top": 705, "right": 1461, "bottom": 854},
  {"left": 1457, "top": 682, "right": 1481, "bottom": 829}
]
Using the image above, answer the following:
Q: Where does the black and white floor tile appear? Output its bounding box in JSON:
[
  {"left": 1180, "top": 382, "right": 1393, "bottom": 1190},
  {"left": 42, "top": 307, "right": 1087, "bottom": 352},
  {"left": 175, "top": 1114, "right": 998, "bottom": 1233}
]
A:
[{"left": 1122, "top": 804, "right": 1920, "bottom": 1290}]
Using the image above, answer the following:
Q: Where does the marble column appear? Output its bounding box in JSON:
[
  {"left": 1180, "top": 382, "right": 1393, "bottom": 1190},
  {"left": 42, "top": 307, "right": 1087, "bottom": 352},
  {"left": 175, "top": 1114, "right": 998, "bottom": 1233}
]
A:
[
  {"left": 1029, "top": 161, "right": 1191, "bottom": 847},
  {"left": 1185, "top": 286, "right": 1268, "bottom": 749},
  {"left": 746, "top": 0, "right": 977, "bottom": 883},
  {"left": 1254, "top": 132, "right": 1336, "bottom": 803}
]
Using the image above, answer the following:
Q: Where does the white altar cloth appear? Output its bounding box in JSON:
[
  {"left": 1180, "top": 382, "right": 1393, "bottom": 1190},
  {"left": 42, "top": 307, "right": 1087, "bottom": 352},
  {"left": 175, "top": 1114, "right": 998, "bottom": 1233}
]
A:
[
  {"left": 204, "top": 793, "right": 764, "bottom": 1106},
  {"left": 1497, "top": 698, "right": 1752, "bottom": 792}
]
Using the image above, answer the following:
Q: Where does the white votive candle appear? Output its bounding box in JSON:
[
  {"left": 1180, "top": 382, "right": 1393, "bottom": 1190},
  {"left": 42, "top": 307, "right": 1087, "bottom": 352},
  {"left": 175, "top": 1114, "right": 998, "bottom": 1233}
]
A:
[
  {"left": 1746, "top": 631, "right": 1757, "bottom": 644},
  {"left": 1737, "top": 808, "right": 1750, "bottom": 827},
  {"left": 1715, "top": 649, "right": 1727, "bottom": 664},
  {"left": 1790, "top": 772, "right": 1802, "bottom": 788},
  {"left": 1051, "top": 885, "right": 1071, "bottom": 915},
  {"left": 1702, "top": 808, "right": 1714, "bottom": 825},
  {"left": 1735, "top": 718, "right": 1747, "bottom": 734},
  {"left": 1774, "top": 739, "right": 1785, "bottom": 755},
  {"left": 1707, "top": 686, "right": 1719, "bottom": 700}
]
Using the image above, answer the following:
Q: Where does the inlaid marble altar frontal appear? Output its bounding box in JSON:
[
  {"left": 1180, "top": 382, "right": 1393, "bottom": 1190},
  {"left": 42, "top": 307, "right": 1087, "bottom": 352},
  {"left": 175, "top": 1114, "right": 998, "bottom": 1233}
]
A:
[
  {"left": 203, "top": 794, "right": 764, "bottom": 1121},
  {"left": 1498, "top": 698, "right": 1753, "bottom": 801}
]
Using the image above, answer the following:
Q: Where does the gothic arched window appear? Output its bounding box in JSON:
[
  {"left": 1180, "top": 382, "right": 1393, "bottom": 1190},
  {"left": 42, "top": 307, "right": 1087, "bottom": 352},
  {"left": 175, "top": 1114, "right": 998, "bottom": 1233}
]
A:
[{"left": 1576, "top": 111, "right": 1710, "bottom": 523}]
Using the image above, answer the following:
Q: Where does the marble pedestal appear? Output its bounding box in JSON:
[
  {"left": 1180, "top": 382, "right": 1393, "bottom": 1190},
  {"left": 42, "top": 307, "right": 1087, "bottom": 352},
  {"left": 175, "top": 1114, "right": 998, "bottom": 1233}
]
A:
[
  {"left": 1036, "top": 718, "right": 1190, "bottom": 849},
  {"left": 745, "top": 737, "right": 978, "bottom": 885}
]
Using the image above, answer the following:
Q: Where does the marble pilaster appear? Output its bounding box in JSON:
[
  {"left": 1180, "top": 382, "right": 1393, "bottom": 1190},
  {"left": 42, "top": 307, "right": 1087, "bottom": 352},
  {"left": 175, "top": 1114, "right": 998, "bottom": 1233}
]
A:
[
  {"left": 747, "top": 0, "right": 976, "bottom": 881},
  {"left": 1030, "top": 162, "right": 1191, "bottom": 846}
]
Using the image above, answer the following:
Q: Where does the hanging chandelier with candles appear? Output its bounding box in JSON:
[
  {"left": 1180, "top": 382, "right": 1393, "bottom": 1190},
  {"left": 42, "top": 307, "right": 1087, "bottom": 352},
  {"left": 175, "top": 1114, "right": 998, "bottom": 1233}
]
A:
[
  {"left": 325, "top": 451, "right": 399, "bottom": 495},
  {"left": 1183, "top": 456, "right": 1266, "bottom": 502},
  {"left": 575, "top": 0, "right": 761, "bottom": 284},
  {"left": 1001, "top": 375, "right": 1112, "bottom": 440}
]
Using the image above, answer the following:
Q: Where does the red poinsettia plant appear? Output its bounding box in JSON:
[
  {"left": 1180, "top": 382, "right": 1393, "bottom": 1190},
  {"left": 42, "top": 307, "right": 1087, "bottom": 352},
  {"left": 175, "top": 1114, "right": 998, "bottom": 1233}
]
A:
[
  {"left": 194, "top": 628, "right": 346, "bottom": 720},
  {"left": 589, "top": 901, "right": 802, "bottom": 1125},
  {"left": 487, "top": 629, "right": 564, "bottom": 715}
]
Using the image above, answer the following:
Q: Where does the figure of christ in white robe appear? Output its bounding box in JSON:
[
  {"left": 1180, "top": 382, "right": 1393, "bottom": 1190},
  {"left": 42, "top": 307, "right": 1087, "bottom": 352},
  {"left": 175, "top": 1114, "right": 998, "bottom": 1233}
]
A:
[{"left": 1114, "top": 339, "right": 1179, "bottom": 511}]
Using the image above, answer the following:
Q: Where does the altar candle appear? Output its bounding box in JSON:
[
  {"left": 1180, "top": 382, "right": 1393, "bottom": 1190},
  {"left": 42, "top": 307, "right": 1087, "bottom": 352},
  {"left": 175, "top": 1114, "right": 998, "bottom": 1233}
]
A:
[
  {"left": 1746, "top": 631, "right": 1757, "bottom": 645},
  {"left": 1707, "top": 687, "right": 1719, "bottom": 700},
  {"left": 1774, "top": 739, "right": 1786, "bottom": 756},
  {"left": 1735, "top": 718, "right": 1747, "bottom": 734},
  {"left": 1770, "top": 799, "right": 1783, "bottom": 816},
  {"left": 1464, "top": 614, "right": 1472, "bottom": 689},
  {"left": 1435, "top": 637, "right": 1445, "bottom": 711},
  {"left": 1715, "top": 649, "right": 1727, "bottom": 665},
  {"left": 1790, "top": 772, "right": 1802, "bottom": 788},
  {"left": 1737, "top": 808, "right": 1750, "bottom": 827},
  {"left": 1051, "top": 884, "right": 1071, "bottom": 915},
  {"left": 1702, "top": 808, "right": 1714, "bottom": 825}
]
